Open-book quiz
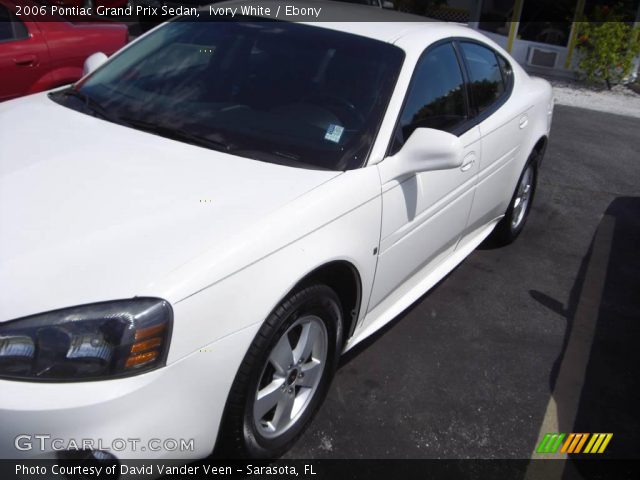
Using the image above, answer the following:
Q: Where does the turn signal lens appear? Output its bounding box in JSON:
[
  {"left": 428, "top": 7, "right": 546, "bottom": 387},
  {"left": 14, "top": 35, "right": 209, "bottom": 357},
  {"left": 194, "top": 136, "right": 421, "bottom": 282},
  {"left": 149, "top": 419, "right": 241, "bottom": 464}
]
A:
[
  {"left": 125, "top": 351, "right": 158, "bottom": 369},
  {"left": 130, "top": 337, "right": 162, "bottom": 354},
  {"left": 134, "top": 324, "right": 166, "bottom": 341}
]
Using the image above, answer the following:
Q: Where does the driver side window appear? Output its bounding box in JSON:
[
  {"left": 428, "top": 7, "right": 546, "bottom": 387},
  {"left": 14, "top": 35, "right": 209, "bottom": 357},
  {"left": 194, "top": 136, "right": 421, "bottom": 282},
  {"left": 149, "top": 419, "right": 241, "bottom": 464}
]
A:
[
  {"left": 0, "top": 5, "right": 28, "bottom": 43},
  {"left": 391, "top": 42, "right": 468, "bottom": 155}
]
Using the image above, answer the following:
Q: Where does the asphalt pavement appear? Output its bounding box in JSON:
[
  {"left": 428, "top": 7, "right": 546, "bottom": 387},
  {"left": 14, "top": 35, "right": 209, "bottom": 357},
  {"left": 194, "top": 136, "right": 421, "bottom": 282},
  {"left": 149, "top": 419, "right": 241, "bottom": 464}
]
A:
[{"left": 284, "top": 105, "right": 640, "bottom": 460}]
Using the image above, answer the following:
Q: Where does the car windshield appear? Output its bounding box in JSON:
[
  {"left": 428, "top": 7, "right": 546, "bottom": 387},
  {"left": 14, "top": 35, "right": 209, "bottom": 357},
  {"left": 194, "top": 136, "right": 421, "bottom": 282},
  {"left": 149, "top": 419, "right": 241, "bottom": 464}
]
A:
[{"left": 55, "top": 17, "right": 404, "bottom": 170}]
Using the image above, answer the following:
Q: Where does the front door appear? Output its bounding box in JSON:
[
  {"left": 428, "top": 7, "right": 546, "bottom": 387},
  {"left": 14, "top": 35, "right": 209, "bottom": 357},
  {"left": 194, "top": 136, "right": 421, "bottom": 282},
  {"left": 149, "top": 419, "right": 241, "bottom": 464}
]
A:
[{"left": 366, "top": 41, "right": 480, "bottom": 315}]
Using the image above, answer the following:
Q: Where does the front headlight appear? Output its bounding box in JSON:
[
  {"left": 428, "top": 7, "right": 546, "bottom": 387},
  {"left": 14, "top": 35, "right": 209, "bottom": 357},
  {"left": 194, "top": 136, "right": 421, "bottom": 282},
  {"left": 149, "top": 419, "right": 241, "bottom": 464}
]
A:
[{"left": 0, "top": 298, "right": 172, "bottom": 381}]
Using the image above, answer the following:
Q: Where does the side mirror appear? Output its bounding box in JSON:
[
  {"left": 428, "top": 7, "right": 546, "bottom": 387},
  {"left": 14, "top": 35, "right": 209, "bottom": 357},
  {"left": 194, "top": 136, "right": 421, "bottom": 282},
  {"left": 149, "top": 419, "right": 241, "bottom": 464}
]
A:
[
  {"left": 379, "top": 128, "right": 464, "bottom": 183},
  {"left": 83, "top": 52, "right": 108, "bottom": 76}
]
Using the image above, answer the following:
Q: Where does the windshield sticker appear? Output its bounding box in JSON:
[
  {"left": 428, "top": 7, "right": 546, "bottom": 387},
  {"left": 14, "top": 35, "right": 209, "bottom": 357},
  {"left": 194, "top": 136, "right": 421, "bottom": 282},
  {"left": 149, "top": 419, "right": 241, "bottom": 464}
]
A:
[{"left": 324, "top": 124, "right": 344, "bottom": 144}]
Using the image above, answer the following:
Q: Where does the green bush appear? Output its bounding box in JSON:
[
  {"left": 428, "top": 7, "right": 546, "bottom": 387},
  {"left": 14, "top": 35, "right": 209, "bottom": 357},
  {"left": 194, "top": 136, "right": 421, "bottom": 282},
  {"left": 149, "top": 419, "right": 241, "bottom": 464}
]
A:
[{"left": 575, "top": 6, "right": 640, "bottom": 89}]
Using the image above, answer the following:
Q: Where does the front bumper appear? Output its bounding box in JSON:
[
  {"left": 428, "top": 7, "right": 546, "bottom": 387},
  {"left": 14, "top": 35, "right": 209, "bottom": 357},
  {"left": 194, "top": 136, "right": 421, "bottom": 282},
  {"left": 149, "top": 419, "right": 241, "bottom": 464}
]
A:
[{"left": 0, "top": 324, "right": 258, "bottom": 460}]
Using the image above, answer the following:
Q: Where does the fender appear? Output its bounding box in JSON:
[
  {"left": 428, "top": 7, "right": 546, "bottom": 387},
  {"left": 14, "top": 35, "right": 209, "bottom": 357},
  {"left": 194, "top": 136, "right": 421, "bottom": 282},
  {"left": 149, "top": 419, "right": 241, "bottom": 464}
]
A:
[
  {"left": 50, "top": 66, "right": 84, "bottom": 87},
  {"left": 26, "top": 68, "right": 80, "bottom": 94}
]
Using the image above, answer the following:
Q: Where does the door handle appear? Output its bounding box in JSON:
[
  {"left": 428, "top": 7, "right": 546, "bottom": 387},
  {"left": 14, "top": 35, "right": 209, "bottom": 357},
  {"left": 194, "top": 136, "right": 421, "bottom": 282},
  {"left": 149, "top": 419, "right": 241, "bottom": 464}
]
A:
[
  {"left": 13, "top": 55, "right": 37, "bottom": 67},
  {"left": 519, "top": 115, "right": 529, "bottom": 129},
  {"left": 460, "top": 154, "right": 476, "bottom": 172}
]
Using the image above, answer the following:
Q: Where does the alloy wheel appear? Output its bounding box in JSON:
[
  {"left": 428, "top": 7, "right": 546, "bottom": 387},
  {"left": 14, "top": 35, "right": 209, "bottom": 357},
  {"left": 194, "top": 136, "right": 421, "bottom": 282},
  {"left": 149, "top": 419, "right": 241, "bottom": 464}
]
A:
[
  {"left": 252, "top": 315, "right": 328, "bottom": 439},
  {"left": 511, "top": 165, "right": 534, "bottom": 231}
]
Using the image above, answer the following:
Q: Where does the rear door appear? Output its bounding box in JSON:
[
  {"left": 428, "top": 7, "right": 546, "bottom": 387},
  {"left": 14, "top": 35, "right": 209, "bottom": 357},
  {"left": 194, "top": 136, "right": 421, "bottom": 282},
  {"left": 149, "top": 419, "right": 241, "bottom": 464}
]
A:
[
  {"left": 0, "top": 4, "right": 48, "bottom": 101},
  {"left": 458, "top": 40, "right": 530, "bottom": 234}
]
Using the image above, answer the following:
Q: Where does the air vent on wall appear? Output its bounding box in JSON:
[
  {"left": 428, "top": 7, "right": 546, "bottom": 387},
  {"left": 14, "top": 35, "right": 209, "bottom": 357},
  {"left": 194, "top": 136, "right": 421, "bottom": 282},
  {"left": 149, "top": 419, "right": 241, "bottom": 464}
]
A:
[{"left": 527, "top": 47, "right": 559, "bottom": 68}]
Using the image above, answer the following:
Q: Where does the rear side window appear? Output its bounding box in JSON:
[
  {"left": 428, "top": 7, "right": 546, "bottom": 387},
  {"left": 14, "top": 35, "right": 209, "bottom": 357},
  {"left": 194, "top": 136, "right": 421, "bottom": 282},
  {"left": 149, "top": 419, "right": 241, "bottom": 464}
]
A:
[
  {"left": 392, "top": 42, "right": 468, "bottom": 153},
  {"left": 460, "top": 42, "right": 506, "bottom": 113},
  {"left": 497, "top": 54, "right": 514, "bottom": 89}
]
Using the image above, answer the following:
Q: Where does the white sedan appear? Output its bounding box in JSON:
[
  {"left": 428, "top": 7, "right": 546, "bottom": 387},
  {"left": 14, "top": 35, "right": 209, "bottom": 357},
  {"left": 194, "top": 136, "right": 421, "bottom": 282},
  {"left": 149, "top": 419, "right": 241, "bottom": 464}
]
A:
[{"left": 0, "top": 3, "right": 553, "bottom": 461}]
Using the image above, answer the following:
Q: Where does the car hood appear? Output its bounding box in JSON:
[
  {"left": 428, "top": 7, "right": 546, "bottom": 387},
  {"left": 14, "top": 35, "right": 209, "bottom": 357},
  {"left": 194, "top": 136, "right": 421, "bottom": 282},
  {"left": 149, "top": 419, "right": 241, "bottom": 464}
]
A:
[{"left": 0, "top": 94, "right": 341, "bottom": 321}]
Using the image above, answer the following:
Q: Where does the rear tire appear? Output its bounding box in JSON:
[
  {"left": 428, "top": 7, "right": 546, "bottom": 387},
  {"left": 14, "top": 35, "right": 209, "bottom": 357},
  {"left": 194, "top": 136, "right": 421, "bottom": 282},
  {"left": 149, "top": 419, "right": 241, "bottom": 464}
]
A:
[
  {"left": 218, "top": 285, "right": 343, "bottom": 458},
  {"left": 490, "top": 152, "right": 539, "bottom": 246}
]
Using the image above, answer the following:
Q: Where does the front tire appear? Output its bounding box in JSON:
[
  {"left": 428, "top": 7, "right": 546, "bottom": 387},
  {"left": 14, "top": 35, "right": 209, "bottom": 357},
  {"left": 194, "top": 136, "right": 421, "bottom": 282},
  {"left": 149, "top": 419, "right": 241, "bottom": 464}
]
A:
[
  {"left": 218, "top": 285, "right": 343, "bottom": 458},
  {"left": 490, "top": 152, "right": 539, "bottom": 246}
]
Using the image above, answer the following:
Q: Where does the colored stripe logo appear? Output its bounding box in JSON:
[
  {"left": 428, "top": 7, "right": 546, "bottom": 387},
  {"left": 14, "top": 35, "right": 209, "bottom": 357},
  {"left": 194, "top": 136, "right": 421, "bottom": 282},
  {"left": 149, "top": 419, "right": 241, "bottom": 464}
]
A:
[{"left": 537, "top": 433, "right": 613, "bottom": 454}]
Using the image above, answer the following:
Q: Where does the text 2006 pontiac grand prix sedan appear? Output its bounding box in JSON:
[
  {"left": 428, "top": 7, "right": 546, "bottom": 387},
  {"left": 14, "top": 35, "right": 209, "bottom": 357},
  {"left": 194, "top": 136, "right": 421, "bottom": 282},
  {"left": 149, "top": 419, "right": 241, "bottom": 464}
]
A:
[{"left": 0, "top": 2, "right": 553, "bottom": 461}]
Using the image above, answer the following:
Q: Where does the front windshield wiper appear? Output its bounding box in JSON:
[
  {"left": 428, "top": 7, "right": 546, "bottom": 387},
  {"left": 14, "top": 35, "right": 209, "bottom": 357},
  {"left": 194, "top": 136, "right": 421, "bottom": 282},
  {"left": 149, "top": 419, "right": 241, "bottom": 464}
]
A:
[
  {"left": 58, "top": 88, "right": 118, "bottom": 122},
  {"left": 119, "top": 118, "right": 232, "bottom": 153},
  {"left": 233, "top": 149, "right": 328, "bottom": 170}
]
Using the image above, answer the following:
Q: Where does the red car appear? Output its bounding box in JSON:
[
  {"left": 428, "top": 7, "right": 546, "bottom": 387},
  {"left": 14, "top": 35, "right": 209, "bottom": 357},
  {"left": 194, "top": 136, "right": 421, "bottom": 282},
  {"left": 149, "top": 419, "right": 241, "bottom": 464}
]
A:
[{"left": 0, "top": 0, "right": 128, "bottom": 101}]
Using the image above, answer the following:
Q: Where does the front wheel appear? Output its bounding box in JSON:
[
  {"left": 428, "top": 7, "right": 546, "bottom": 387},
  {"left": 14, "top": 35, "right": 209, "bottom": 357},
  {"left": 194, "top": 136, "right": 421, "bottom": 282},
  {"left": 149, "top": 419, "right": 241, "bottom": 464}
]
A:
[
  {"left": 490, "top": 154, "right": 538, "bottom": 246},
  {"left": 218, "top": 285, "right": 343, "bottom": 458}
]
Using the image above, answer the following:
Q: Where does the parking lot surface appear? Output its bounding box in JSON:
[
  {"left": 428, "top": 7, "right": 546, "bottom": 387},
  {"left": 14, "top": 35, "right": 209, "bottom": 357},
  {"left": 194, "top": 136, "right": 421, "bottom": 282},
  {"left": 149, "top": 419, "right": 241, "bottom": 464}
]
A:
[{"left": 284, "top": 105, "right": 640, "bottom": 459}]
